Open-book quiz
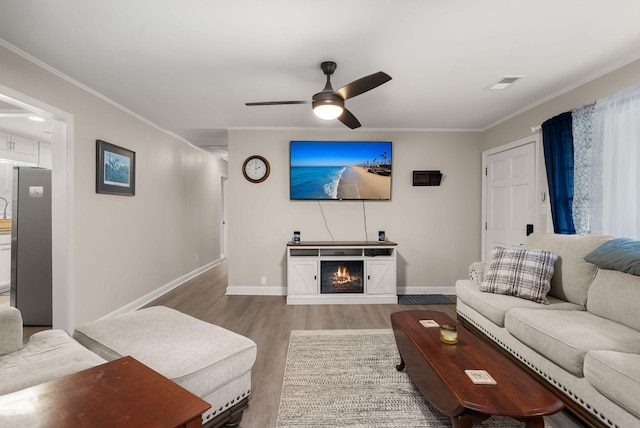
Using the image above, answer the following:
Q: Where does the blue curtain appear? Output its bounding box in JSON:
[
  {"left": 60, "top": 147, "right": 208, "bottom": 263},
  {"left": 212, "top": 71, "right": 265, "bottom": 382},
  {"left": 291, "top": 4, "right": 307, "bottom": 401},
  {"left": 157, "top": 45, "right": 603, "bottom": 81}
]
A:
[{"left": 542, "top": 112, "right": 576, "bottom": 234}]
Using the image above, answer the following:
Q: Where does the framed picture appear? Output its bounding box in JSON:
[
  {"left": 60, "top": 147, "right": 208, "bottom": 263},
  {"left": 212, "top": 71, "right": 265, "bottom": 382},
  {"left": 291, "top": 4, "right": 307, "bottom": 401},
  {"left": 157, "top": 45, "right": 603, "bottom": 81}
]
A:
[{"left": 96, "top": 139, "right": 136, "bottom": 196}]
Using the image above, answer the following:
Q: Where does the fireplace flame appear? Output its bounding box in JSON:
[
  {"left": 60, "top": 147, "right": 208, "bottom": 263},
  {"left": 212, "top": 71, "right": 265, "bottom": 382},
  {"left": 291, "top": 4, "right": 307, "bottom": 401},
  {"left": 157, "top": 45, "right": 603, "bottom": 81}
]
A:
[{"left": 332, "top": 266, "right": 353, "bottom": 285}]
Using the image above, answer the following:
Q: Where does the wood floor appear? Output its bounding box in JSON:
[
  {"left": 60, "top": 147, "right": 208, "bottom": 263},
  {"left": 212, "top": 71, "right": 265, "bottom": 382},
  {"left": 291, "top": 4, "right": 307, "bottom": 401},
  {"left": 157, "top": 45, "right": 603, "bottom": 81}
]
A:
[
  {"left": 147, "top": 260, "right": 583, "bottom": 428},
  {"left": 147, "top": 260, "right": 457, "bottom": 427}
]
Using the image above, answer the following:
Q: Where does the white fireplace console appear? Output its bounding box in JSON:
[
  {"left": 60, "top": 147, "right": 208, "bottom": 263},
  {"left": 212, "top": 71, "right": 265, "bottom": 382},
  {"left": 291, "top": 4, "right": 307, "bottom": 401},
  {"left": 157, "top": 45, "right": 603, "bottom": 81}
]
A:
[{"left": 286, "top": 241, "right": 397, "bottom": 305}]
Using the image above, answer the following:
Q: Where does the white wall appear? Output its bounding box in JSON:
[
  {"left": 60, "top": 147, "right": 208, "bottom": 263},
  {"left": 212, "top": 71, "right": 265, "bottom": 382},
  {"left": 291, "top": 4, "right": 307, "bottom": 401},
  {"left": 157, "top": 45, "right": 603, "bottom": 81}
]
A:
[
  {"left": 227, "top": 129, "right": 482, "bottom": 293},
  {"left": 0, "top": 45, "right": 227, "bottom": 326}
]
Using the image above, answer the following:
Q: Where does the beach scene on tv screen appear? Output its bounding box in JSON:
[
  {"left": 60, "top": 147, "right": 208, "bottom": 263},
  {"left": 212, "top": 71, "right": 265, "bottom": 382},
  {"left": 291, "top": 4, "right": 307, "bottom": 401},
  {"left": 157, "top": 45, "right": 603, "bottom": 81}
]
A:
[{"left": 290, "top": 141, "right": 392, "bottom": 200}]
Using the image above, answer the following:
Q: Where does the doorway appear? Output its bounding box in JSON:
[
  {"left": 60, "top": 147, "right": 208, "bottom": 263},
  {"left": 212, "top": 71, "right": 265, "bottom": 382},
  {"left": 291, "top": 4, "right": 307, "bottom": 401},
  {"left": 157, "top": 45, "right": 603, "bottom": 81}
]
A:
[
  {"left": 0, "top": 84, "right": 73, "bottom": 331},
  {"left": 482, "top": 136, "right": 539, "bottom": 261},
  {"left": 221, "top": 176, "right": 228, "bottom": 259}
]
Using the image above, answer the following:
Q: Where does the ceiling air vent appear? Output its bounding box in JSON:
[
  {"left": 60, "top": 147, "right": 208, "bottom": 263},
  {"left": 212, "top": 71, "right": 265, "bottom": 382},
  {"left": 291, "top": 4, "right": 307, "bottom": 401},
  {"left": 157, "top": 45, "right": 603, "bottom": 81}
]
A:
[{"left": 485, "top": 75, "right": 525, "bottom": 91}]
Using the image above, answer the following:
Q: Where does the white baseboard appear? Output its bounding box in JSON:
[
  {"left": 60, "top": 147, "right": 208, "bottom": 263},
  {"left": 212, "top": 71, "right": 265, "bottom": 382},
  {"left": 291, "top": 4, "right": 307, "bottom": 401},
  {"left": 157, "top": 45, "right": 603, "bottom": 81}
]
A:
[
  {"left": 101, "top": 259, "right": 223, "bottom": 319},
  {"left": 226, "top": 285, "right": 286, "bottom": 296},
  {"left": 397, "top": 286, "right": 456, "bottom": 295},
  {"left": 102, "top": 275, "right": 454, "bottom": 318},
  {"left": 226, "top": 285, "right": 455, "bottom": 297}
]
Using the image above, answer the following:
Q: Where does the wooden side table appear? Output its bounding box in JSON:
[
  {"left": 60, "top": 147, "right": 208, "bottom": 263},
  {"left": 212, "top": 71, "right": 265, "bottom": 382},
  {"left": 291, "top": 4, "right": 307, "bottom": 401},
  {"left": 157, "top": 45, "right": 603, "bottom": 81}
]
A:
[{"left": 0, "top": 356, "right": 211, "bottom": 428}]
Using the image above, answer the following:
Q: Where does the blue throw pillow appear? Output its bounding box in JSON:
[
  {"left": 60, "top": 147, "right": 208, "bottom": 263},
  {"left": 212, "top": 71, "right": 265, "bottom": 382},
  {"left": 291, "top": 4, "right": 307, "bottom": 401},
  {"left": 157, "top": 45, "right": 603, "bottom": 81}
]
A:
[{"left": 584, "top": 238, "right": 640, "bottom": 276}]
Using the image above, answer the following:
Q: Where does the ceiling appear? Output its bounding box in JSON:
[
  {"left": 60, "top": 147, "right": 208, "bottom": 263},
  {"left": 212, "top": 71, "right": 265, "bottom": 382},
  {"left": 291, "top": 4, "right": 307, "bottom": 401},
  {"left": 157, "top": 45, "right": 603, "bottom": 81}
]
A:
[
  {"left": 1, "top": 0, "right": 640, "bottom": 156},
  {"left": 0, "top": 100, "right": 54, "bottom": 142}
]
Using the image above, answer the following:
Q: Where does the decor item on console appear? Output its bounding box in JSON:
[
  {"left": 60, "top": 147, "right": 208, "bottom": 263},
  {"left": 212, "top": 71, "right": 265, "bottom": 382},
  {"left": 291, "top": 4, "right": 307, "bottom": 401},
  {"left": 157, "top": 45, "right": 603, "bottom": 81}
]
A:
[
  {"left": 456, "top": 233, "right": 640, "bottom": 428},
  {"left": 0, "top": 305, "right": 257, "bottom": 428}
]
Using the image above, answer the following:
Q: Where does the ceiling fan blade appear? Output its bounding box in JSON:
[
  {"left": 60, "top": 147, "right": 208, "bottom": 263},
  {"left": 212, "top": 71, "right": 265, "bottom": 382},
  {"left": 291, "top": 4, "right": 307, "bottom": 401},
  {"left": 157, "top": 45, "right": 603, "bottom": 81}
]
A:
[
  {"left": 335, "top": 71, "right": 391, "bottom": 100},
  {"left": 338, "top": 108, "right": 361, "bottom": 129},
  {"left": 245, "top": 100, "right": 310, "bottom": 106}
]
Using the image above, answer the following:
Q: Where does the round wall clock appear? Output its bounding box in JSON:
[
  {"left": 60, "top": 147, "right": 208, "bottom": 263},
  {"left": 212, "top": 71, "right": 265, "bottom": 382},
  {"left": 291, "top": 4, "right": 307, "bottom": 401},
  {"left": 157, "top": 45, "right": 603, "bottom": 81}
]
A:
[{"left": 242, "top": 155, "right": 270, "bottom": 183}]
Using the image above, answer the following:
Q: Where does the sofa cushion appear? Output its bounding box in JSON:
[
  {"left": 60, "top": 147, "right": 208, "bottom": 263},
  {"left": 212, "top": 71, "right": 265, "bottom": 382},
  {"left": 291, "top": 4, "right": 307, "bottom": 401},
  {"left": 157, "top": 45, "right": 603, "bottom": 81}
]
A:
[
  {"left": 523, "top": 233, "right": 612, "bottom": 307},
  {"left": 587, "top": 269, "right": 640, "bottom": 331},
  {"left": 480, "top": 247, "right": 558, "bottom": 304},
  {"left": 505, "top": 308, "right": 640, "bottom": 377},
  {"left": 73, "top": 306, "right": 257, "bottom": 400},
  {"left": 456, "top": 279, "right": 582, "bottom": 327},
  {"left": 584, "top": 351, "right": 640, "bottom": 418},
  {"left": 584, "top": 237, "right": 640, "bottom": 276},
  {"left": 0, "top": 330, "right": 106, "bottom": 395}
]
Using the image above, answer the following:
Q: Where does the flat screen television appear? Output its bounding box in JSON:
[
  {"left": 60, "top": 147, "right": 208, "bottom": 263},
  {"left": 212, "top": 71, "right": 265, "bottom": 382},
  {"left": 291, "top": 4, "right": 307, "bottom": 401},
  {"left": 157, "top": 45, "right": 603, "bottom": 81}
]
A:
[{"left": 290, "top": 141, "right": 392, "bottom": 200}]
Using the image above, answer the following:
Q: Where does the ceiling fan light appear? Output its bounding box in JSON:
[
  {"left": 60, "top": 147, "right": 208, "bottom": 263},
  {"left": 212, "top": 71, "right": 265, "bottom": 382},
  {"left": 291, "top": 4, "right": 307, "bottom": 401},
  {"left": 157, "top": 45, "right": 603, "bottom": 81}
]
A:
[{"left": 313, "top": 104, "right": 343, "bottom": 120}]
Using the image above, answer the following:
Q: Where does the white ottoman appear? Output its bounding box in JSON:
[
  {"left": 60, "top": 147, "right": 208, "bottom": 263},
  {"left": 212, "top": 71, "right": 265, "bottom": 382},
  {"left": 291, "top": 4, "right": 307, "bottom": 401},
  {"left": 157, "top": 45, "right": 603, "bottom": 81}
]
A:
[{"left": 73, "top": 306, "right": 256, "bottom": 427}]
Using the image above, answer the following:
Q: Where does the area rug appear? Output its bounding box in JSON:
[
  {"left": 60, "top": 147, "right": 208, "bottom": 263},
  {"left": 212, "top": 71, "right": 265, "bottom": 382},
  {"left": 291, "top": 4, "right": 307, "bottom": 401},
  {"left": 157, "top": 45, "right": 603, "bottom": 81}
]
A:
[
  {"left": 277, "top": 329, "right": 550, "bottom": 427},
  {"left": 398, "top": 294, "right": 455, "bottom": 305}
]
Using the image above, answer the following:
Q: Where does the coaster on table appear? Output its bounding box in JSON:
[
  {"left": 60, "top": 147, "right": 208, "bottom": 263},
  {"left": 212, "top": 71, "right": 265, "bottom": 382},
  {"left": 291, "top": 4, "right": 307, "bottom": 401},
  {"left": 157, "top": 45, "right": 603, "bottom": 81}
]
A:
[
  {"left": 419, "top": 319, "right": 439, "bottom": 328},
  {"left": 465, "top": 370, "right": 497, "bottom": 385}
]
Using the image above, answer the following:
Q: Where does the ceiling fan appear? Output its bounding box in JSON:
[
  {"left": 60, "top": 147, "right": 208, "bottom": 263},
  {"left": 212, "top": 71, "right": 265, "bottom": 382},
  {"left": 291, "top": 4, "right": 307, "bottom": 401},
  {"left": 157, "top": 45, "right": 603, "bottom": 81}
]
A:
[{"left": 245, "top": 61, "right": 391, "bottom": 129}]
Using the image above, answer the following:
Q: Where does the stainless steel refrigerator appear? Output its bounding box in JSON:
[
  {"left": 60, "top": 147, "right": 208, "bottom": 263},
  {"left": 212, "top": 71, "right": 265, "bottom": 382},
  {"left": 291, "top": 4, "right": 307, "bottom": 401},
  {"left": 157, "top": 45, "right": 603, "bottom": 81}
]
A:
[{"left": 10, "top": 167, "right": 52, "bottom": 326}]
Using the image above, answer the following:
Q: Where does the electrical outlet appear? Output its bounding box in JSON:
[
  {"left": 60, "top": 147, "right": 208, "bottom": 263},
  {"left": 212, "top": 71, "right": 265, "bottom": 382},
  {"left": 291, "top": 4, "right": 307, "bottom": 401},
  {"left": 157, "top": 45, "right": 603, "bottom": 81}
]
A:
[
  {"left": 260, "top": 276, "right": 267, "bottom": 285},
  {"left": 195, "top": 254, "right": 199, "bottom": 262}
]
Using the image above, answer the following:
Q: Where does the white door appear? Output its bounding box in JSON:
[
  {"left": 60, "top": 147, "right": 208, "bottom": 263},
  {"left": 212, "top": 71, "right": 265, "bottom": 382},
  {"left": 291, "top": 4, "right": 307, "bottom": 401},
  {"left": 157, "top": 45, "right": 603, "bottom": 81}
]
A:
[{"left": 483, "top": 139, "right": 537, "bottom": 260}]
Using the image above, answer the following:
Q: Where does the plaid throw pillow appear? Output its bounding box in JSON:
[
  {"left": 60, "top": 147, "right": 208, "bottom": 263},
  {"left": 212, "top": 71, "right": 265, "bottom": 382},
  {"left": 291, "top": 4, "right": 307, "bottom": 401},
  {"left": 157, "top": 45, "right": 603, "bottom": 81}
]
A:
[{"left": 480, "top": 247, "right": 558, "bottom": 304}]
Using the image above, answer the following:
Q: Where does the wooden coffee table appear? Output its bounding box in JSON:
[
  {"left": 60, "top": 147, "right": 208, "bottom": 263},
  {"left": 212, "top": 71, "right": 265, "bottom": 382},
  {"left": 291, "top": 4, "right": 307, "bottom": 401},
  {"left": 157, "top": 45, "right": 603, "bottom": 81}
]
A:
[
  {"left": 0, "top": 356, "right": 210, "bottom": 427},
  {"left": 391, "top": 310, "right": 563, "bottom": 428}
]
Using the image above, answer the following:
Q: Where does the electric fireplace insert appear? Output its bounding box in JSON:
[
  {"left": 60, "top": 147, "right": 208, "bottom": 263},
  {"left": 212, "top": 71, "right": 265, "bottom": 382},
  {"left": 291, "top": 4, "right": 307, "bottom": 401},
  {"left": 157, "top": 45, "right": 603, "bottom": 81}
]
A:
[{"left": 320, "top": 260, "right": 364, "bottom": 294}]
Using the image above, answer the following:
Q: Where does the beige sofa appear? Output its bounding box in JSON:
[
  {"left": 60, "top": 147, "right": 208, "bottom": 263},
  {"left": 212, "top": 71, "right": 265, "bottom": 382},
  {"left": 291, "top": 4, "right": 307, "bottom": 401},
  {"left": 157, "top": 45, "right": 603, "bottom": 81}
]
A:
[
  {"left": 0, "top": 305, "right": 256, "bottom": 428},
  {"left": 456, "top": 233, "right": 640, "bottom": 428}
]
